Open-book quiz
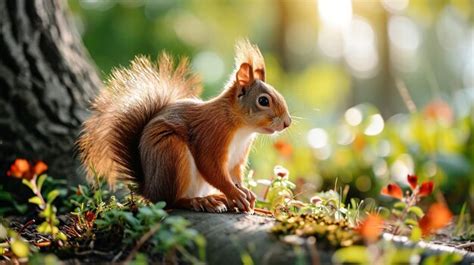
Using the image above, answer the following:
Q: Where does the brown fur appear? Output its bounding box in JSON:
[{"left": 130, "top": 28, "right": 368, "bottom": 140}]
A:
[
  {"left": 77, "top": 39, "right": 290, "bottom": 212},
  {"left": 77, "top": 54, "right": 201, "bottom": 185}
]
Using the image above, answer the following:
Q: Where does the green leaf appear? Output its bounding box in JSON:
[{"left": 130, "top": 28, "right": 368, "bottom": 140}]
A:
[
  {"left": 393, "top": 201, "right": 407, "bottom": 210},
  {"left": 408, "top": 206, "right": 424, "bottom": 218},
  {"left": 155, "top": 201, "right": 166, "bottom": 209},
  {"left": 11, "top": 240, "right": 29, "bottom": 258},
  {"left": 22, "top": 179, "right": 35, "bottom": 192},
  {"left": 387, "top": 248, "right": 420, "bottom": 264},
  {"left": 241, "top": 252, "right": 254, "bottom": 265},
  {"left": 423, "top": 252, "right": 462, "bottom": 265},
  {"left": 391, "top": 209, "right": 402, "bottom": 217},
  {"left": 12, "top": 201, "right": 28, "bottom": 214},
  {"left": 37, "top": 174, "right": 48, "bottom": 192},
  {"left": 332, "top": 246, "right": 370, "bottom": 264},
  {"left": 28, "top": 196, "right": 43, "bottom": 206},
  {"left": 405, "top": 218, "right": 418, "bottom": 226},
  {"left": 37, "top": 222, "right": 51, "bottom": 234},
  {"left": 195, "top": 234, "right": 206, "bottom": 261},
  {"left": 47, "top": 190, "right": 60, "bottom": 203},
  {"left": 454, "top": 203, "right": 467, "bottom": 235},
  {"left": 0, "top": 225, "right": 7, "bottom": 240},
  {"left": 40, "top": 204, "right": 53, "bottom": 219},
  {"left": 410, "top": 226, "right": 422, "bottom": 242},
  {"left": 0, "top": 191, "right": 14, "bottom": 201}
]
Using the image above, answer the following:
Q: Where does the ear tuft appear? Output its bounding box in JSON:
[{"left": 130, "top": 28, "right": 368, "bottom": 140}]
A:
[{"left": 234, "top": 39, "right": 266, "bottom": 82}]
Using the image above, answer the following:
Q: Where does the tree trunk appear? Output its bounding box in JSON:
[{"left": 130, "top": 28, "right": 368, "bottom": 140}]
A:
[{"left": 0, "top": 0, "right": 101, "bottom": 180}]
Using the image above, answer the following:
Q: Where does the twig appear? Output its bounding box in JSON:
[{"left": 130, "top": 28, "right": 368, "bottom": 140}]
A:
[
  {"left": 395, "top": 78, "right": 417, "bottom": 113},
  {"left": 254, "top": 208, "right": 272, "bottom": 216},
  {"left": 455, "top": 241, "right": 474, "bottom": 249},
  {"left": 123, "top": 223, "right": 161, "bottom": 264},
  {"left": 112, "top": 249, "right": 124, "bottom": 263},
  {"left": 18, "top": 219, "right": 35, "bottom": 234},
  {"left": 176, "top": 245, "right": 204, "bottom": 265},
  {"left": 75, "top": 250, "right": 113, "bottom": 257}
]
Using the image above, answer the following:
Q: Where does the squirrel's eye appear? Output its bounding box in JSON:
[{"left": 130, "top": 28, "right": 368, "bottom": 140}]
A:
[{"left": 258, "top": 96, "right": 270, "bottom": 107}]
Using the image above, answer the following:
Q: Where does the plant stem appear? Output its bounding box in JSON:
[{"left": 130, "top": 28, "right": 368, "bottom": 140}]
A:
[
  {"left": 123, "top": 223, "right": 161, "bottom": 263},
  {"left": 393, "top": 192, "right": 417, "bottom": 235},
  {"left": 30, "top": 176, "right": 46, "bottom": 209}
]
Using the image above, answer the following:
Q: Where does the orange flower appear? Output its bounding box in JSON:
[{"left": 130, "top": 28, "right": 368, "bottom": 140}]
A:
[
  {"left": 423, "top": 100, "right": 453, "bottom": 124},
  {"left": 356, "top": 214, "right": 384, "bottom": 243},
  {"left": 353, "top": 134, "right": 365, "bottom": 152},
  {"left": 381, "top": 183, "right": 403, "bottom": 200},
  {"left": 274, "top": 140, "right": 293, "bottom": 157},
  {"left": 7, "top": 159, "right": 30, "bottom": 178},
  {"left": 407, "top": 174, "right": 418, "bottom": 190},
  {"left": 418, "top": 181, "right": 434, "bottom": 197},
  {"left": 33, "top": 161, "right": 48, "bottom": 176},
  {"left": 419, "top": 203, "right": 452, "bottom": 236},
  {"left": 6, "top": 159, "right": 48, "bottom": 180}
]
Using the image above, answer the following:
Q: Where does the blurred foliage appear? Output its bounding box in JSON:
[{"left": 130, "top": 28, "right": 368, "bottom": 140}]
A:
[{"left": 68, "top": 0, "right": 473, "bottom": 214}]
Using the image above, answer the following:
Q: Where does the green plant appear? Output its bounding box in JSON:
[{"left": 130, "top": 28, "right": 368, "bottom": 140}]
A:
[
  {"left": 95, "top": 201, "right": 206, "bottom": 263},
  {"left": 5, "top": 159, "right": 67, "bottom": 243},
  {"left": 0, "top": 223, "right": 31, "bottom": 263},
  {"left": 22, "top": 174, "right": 67, "bottom": 242},
  {"left": 0, "top": 186, "right": 28, "bottom": 215}
]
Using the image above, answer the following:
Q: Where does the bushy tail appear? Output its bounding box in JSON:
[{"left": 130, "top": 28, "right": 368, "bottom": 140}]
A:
[{"left": 77, "top": 54, "right": 201, "bottom": 186}]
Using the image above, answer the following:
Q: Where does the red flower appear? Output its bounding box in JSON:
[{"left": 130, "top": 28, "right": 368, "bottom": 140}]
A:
[
  {"left": 381, "top": 183, "right": 403, "bottom": 200},
  {"left": 84, "top": 211, "right": 96, "bottom": 229},
  {"left": 274, "top": 140, "right": 293, "bottom": 157},
  {"left": 356, "top": 214, "right": 384, "bottom": 243},
  {"left": 419, "top": 203, "right": 452, "bottom": 236},
  {"left": 418, "top": 181, "right": 434, "bottom": 197},
  {"left": 6, "top": 159, "right": 48, "bottom": 180},
  {"left": 407, "top": 174, "right": 418, "bottom": 190}
]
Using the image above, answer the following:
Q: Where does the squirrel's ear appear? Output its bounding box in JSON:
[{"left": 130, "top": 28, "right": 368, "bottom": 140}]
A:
[
  {"left": 236, "top": 63, "right": 254, "bottom": 87},
  {"left": 254, "top": 68, "right": 265, "bottom": 82}
]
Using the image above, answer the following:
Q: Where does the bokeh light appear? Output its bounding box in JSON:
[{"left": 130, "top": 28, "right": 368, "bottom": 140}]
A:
[{"left": 343, "top": 17, "right": 379, "bottom": 79}]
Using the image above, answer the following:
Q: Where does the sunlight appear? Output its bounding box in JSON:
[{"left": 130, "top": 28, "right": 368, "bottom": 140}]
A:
[
  {"left": 364, "top": 114, "right": 384, "bottom": 136},
  {"left": 382, "top": 0, "right": 409, "bottom": 13},
  {"left": 388, "top": 15, "right": 420, "bottom": 72},
  {"left": 344, "top": 17, "right": 379, "bottom": 79},
  {"left": 307, "top": 128, "right": 328, "bottom": 149},
  {"left": 345, "top": 107, "right": 363, "bottom": 126},
  {"left": 317, "top": 0, "right": 352, "bottom": 30}
]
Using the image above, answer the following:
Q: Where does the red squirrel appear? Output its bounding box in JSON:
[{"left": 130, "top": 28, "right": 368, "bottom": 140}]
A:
[{"left": 77, "top": 40, "right": 291, "bottom": 213}]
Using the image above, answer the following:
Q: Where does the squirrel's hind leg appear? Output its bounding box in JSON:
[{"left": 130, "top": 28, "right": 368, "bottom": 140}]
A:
[
  {"left": 140, "top": 129, "right": 192, "bottom": 203},
  {"left": 141, "top": 127, "right": 229, "bottom": 213},
  {"left": 174, "top": 194, "right": 229, "bottom": 213}
]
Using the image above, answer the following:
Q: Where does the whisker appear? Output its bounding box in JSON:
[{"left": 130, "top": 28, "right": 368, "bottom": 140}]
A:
[{"left": 290, "top": 115, "right": 305, "bottom": 120}]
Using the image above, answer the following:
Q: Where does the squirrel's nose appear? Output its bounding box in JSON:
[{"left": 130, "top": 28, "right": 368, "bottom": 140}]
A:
[{"left": 283, "top": 117, "right": 291, "bottom": 129}]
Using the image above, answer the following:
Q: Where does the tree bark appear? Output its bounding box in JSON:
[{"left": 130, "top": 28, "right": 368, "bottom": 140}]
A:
[{"left": 0, "top": 0, "right": 101, "bottom": 179}]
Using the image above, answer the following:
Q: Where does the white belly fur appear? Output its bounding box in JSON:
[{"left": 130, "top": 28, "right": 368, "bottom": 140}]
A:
[
  {"left": 183, "top": 127, "right": 256, "bottom": 198},
  {"left": 227, "top": 127, "right": 256, "bottom": 179},
  {"left": 184, "top": 149, "right": 216, "bottom": 198}
]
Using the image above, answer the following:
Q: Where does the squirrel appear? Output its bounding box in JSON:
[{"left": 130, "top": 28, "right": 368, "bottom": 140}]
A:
[{"left": 77, "top": 40, "right": 291, "bottom": 213}]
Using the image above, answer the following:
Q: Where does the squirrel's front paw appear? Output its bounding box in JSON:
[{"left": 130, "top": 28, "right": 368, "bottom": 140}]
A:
[
  {"left": 235, "top": 184, "right": 256, "bottom": 211},
  {"left": 226, "top": 187, "right": 252, "bottom": 213}
]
